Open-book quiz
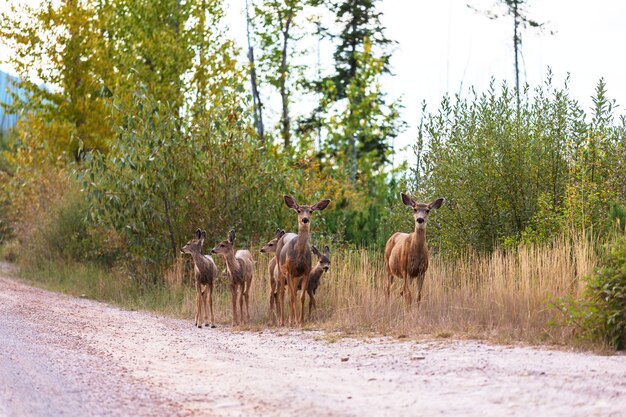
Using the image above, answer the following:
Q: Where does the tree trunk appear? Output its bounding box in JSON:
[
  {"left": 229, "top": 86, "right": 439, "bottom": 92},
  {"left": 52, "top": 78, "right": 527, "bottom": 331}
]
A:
[
  {"left": 245, "top": 0, "right": 265, "bottom": 143},
  {"left": 280, "top": 9, "right": 294, "bottom": 150},
  {"left": 513, "top": 0, "right": 520, "bottom": 108}
]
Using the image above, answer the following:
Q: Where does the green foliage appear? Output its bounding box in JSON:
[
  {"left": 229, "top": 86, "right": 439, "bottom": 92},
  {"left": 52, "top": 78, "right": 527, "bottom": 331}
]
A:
[
  {"left": 416, "top": 73, "right": 626, "bottom": 252},
  {"left": 558, "top": 237, "right": 626, "bottom": 350}
]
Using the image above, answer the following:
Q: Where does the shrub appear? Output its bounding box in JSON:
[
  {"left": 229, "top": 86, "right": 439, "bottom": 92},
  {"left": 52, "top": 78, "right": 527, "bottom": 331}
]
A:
[{"left": 559, "top": 236, "right": 626, "bottom": 350}]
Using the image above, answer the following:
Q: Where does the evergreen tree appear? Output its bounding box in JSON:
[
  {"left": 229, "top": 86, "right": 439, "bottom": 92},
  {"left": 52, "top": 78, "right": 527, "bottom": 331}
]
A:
[{"left": 313, "top": 0, "right": 402, "bottom": 178}]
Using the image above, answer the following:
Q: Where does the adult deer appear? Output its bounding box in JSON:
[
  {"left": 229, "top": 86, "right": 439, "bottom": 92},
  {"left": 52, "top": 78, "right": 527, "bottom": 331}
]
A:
[
  {"left": 260, "top": 229, "right": 285, "bottom": 324},
  {"left": 276, "top": 195, "right": 330, "bottom": 326},
  {"left": 211, "top": 229, "right": 254, "bottom": 325},
  {"left": 181, "top": 228, "right": 218, "bottom": 328},
  {"left": 300, "top": 245, "right": 330, "bottom": 319},
  {"left": 385, "top": 193, "right": 444, "bottom": 307}
]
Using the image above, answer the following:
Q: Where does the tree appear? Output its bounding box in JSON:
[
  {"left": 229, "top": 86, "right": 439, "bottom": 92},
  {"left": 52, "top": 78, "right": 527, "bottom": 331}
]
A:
[
  {"left": 314, "top": 0, "right": 401, "bottom": 179},
  {"left": 468, "top": 0, "right": 552, "bottom": 107},
  {"left": 0, "top": 0, "right": 113, "bottom": 160},
  {"left": 252, "top": 0, "right": 307, "bottom": 149}
]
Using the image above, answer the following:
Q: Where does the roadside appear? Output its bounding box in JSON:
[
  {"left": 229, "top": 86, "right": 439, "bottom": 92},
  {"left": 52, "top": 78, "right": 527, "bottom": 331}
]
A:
[{"left": 1, "top": 267, "right": 625, "bottom": 417}]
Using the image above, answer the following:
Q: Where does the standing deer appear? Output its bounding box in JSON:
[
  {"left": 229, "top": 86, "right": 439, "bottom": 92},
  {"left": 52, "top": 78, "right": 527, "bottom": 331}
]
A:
[
  {"left": 276, "top": 195, "right": 331, "bottom": 326},
  {"left": 385, "top": 193, "right": 444, "bottom": 307},
  {"left": 181, "top": 228, "right": 218, "bottom": 328},
  {"left": 260, "top": 229, "right": 285, "bottom": 324},
  {"left": 211, "top": 229, "right": 254, "bottom": 325},
  {"left": 300, "top": 245, "right": 330, "bottom": 319}
]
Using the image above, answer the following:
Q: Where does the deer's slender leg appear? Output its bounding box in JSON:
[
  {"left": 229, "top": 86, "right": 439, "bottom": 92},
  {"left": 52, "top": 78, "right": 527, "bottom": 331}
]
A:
[
  {"left": 195, "top": 282, "right": 202, "bottom": 328},
  {"left": 230, "top": 284, "right": 238, "bottom": 326},
  {"left": 244, "top": 280, "right": 251, "bottom": 322},
  {"left": 299, "top": 275, "right": 309, "bottom": 325},
  {"left": 208, "top": 284, "right": 215, "bottom": 328},
  {"left": 202, "top": 286, "right": 209, "bottom": 326},
  {"left": 402, "top": 276, "right": 412, "bottom": 308},
  {"left": 239, "top": 283, "right": 245, "bottom": 324},
  {"left": 287, "top": 278, "right": 297, "bottom": 326},
  {"left": 277, "top": 276, "right": 285, "bottom": 326},
  {"left": 307, "top": 288, "right": 316, "bottom": 319},
  {"left": 415, "top": 275, "right": 425, "bottom": 306}
]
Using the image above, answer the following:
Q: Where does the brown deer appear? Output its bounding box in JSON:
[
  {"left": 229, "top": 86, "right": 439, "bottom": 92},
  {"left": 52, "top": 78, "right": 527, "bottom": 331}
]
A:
[
  {"left": 260, "top": 229, "right": 285, "bottom": 324},
  {"left": 181, "top": 228, "right": 219, "bottom": 328},
  {"left": 300, "top": 245, "right": 330, "bottom": 319},
  {"left": 385, "top": 193, "right": 444, "bottom": 307},
  {"left": 211, "top": 229, "right": 254, "bottom": 325},
  {"left": 275, "top": 195, "right": 331, "bottom": 326}
]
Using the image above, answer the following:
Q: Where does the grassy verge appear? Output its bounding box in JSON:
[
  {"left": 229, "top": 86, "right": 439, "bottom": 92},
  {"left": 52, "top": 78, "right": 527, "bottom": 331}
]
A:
[{"left": 7, "top": 233, "right": 601, "bottom": 348}]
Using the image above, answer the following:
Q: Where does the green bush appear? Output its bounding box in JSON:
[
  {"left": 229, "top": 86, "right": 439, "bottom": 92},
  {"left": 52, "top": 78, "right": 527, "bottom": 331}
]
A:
[{"left": 559, "top": 236, "right": 626, "bottom": 350}]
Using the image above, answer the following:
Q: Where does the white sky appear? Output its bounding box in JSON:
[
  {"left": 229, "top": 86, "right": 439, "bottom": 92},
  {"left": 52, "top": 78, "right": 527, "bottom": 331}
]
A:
[{"left": 2, "top": 0, "right": 625, "bottom": 165}]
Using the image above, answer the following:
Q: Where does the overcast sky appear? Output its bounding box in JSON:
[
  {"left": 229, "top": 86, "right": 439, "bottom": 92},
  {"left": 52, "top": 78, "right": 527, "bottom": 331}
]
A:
[{"left": 2, "top": 0, "right": 625, "bottom": 165}]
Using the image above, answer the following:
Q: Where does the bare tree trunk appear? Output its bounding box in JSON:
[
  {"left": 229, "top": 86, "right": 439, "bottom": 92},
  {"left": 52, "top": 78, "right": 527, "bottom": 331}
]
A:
[
  {"left": 280, "top": 9, "right": 294, "bottom": 150},
  {"left": 513, "top": 0, "right": 520, "bottom": 109},
  {"left": 246, "top": 0, "right": 265, "bottom": 143}
]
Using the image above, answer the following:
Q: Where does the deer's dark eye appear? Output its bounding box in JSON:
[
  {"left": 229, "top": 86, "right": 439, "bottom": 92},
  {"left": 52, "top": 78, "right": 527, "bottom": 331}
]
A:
[
  {"left": 269, "top": 243, "right": 273, "bottom": 247},
  {"left": 426, "top": 210, "right": 430, "bottom": 214},
  {"left": 413, "top": 208, "right": 417, "bottom": 212},
  {"left": 220, "top": 244, "right": 225, "bottom": 247}
]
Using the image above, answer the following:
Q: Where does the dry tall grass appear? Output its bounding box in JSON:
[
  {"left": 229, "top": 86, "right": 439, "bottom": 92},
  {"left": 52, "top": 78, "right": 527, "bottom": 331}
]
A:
[{"left": 168, "top": 233, "right": 597, "bottom": 345}]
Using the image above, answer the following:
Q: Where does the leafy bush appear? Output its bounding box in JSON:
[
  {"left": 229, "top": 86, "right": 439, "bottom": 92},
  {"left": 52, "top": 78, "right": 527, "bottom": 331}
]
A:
[
  {"left": 558, "top": 236, "right": 626, "bottom": 350},
  {"left": 415, "top": 74, "right": 626, "bottom": 253}
]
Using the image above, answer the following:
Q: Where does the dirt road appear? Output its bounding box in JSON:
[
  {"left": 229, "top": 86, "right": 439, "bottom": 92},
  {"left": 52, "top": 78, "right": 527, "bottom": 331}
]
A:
[{"left": 0, "top": 266, "right": 625, "bottom": 417}]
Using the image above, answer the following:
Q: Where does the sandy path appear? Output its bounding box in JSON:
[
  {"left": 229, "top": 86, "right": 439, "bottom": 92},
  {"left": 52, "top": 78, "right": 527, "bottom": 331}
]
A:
[{"left": 0, "top": 265, "right": 625, "bottom": 417}]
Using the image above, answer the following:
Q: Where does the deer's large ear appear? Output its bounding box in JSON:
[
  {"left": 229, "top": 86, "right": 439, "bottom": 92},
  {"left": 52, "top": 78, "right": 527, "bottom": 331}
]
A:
[
  {"left": 324, "top": 245, "right": 330, "bottom": 257},
  {"left": 201, "top": 230, "right": 207, "bottom": 240},
  {"left": 275, "top": 228, "right": 285, "bottom": 239},
  {"left": 195, "top": 228, "right": 202, "bottom": 239},
  {"left": 311, "top": 245, "right": 321, "bottom": 257},
  {"left": 284, "top": 195, "right": 299, "bottom": 210},
  {"left": 429, "top": 198, "right": 444, "bottom": 210},
  {"left": 311, "top": 199, "right": 331, "bottom": 211},
  {"left": 401, "top": 193, "right": 415, "bottom": 207},
  {"left": 228, "top": 229, "right": 235, "bottom": 243}
]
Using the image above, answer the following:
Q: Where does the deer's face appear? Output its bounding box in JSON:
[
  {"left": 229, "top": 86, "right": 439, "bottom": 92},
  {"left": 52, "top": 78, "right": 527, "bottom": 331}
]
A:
[
  {"left": 401, "top": 193, "right": 444, "bottom": 231},
  {"left": 181, "top": 229, "right": 205, "bottom": 255},
  {"left": 284, "top": 195, "right": 331, "bottom": 227},
  {"left": 312, "top": 246, "right": 331, "bottom": 272},
  {"left": 261, "top": 229, "right": 284, "bottom": 253},
  {"left": 260, "top": 238, "right": 278, "bottom": 254},
  {"left": 211, "top": 229, "right": 235, "bottom": 255}
]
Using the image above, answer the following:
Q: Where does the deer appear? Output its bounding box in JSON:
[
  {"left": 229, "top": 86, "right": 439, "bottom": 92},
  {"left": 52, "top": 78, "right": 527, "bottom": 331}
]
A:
[
  {"left": 181, "top": 228, "right": 219, "bottom": 328},
  {"left": 275, "top": 195, "right": 331, "bottom": 326},
  {"left": 299, "top": 245, "right": 330, "bottom": 319},
  {"left": 385, "top": 193, "right": 444, "bottom": 307},
  {"left": 211, "top": 229, "right": 254, "bottom": 326},
  {"left": 260, "top": 228, "right": 285, "bottom": 325}
]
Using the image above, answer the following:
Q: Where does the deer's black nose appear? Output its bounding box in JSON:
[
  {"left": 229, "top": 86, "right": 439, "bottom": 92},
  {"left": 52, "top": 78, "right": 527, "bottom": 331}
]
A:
[
  {"left": 416, "top": 218, "right": 425, "bottom": 224},
  {"left": 323, "top": 266, "right": 329, "bottom": 272},
  {"left": 302, "top": 218, "right": 309, "bottom": 224}
]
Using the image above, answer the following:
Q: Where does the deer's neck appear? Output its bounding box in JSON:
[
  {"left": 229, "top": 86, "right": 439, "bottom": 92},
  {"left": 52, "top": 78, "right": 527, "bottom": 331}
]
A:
[
  {"left": 191, "top": 251, "right": 206, "bottom": 268},
  {"left": 411, "top": 227, "right": 427, "bottom": 256},
  {"left": 224, "top": 249, "right": 240, "bottom": 275},
  {"left": 309, "top": 264, "right": 324, "bottom": 281},
  {"left": 296, "top": 224, "right": 311, "bottom": 255}
]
